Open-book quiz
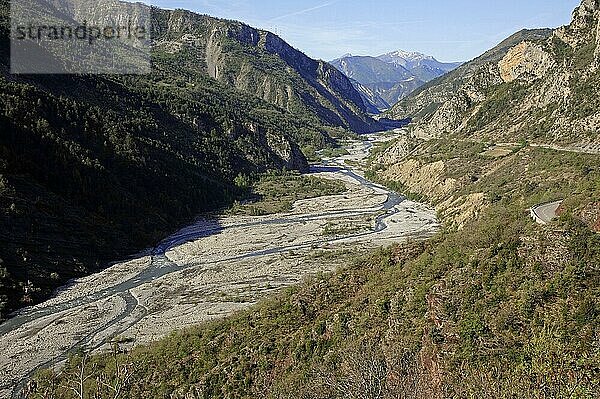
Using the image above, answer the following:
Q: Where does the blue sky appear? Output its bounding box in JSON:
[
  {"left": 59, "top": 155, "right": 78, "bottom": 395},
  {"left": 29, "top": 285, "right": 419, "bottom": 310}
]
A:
[{"left": 142, "top": 0, "right": 580, "bottom": 62}]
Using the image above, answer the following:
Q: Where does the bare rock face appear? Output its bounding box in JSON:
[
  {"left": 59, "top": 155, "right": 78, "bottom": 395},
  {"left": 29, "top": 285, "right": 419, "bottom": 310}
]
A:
[
  {"left": 380, "top": 159, "right": 458, "bottom": 203},
  {"left": 391, "top": 1, "right": 600, "bottom": 144},
  {"left": 536, "top": 69, "right": 572, "bottom": 107},
  {"left": 150, "top": 7, "right": 380, "bottom": 134},
  {"left": 438, "top": 192, "right": 487, "bottom": 231},
  {"left": 499, "top": 42, "right": 556, "bottom": 83},
  {"left": 412, "top": 64, "right": 503, "bottom": 138},
  {"left": 205, "top": 29, "right": 224, "bottom": 80},
  {"left": 377, "top": 158, "right": 487, "bottom": 229},
  {"left": 412, "top": 92, "right": 472, "bottom": 138}
]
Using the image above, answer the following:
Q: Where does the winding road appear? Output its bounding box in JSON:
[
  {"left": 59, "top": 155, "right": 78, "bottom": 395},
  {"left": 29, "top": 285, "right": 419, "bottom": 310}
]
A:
[
  {"left": 531, "top": 200, "right": 564, "bottom": 225},
  {"left": 0, "top": 135, "right": 439, "bottom": 398}
]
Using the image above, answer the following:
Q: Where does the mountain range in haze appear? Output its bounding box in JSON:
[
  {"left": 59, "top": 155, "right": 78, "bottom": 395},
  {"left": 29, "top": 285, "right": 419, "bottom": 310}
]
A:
[{"left": 330, "top": 51, "right": 462, "bottom": 111}]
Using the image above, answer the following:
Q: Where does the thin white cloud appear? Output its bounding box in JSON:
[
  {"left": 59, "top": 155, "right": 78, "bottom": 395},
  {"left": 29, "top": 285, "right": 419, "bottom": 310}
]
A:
[{"left": 267, "top": 0, "right": 341, "bottom": 23}]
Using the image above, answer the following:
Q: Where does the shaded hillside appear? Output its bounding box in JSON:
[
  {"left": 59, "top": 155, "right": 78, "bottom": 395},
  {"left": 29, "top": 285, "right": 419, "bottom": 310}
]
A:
[{"left": 0, "top": 0, "right": 367, "bottom": 319}]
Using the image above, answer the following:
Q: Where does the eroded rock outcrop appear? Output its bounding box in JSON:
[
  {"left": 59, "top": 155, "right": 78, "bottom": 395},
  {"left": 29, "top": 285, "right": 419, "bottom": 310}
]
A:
[
  {"left": 373, "top": 135, "right": 416, "bottom": 166},
  {"left": 376, "top": 157, "right": 488, "bottom": 229},
  {"left": 499, "top": 42, "right": 556, "bottom": 83},
  {"left": 438, "top": 193, "right": 487, "bottom": 231},
  {"left": 412, "top": 64, "right": 503, "bottom": 138},
  {"left": 265, "top": 132, "right": 310, "bottom": 173},
  {"left": 381, "top": 159, "right": 457, "bottom": 203},
  {"left": 148, "top": 8, "right": 381, "bottom": 134},
  {"left": 555, "top": 0, "right": 600, "bottom": 47}
]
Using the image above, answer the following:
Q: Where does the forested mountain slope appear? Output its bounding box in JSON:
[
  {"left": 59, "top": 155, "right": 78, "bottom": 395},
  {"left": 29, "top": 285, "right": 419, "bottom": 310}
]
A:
[
  {"left": 0, "top": 0, "right": 379, "bottom": 319},
  {"left": 150, "top": 7, "right": 381, "bottom": 134}
]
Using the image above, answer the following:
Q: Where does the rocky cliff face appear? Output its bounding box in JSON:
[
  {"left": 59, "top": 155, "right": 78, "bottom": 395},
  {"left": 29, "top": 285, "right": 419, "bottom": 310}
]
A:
[
  {"left": 388, "top": 29, "right": 553, "bottom": 122},
  {"left": 38, "top": 1, "right": 380, "bottom": 134},
  {"left": 373, "top": 1, "right": 600, "bottom": 230},
  {"left": 499, "top": 42, "right": 556, "bottom": 83},
  {"left": 555, "top": 0, "right": 600, "bottom": 47},
  {"left": 329, "top": 55, "right": 424, "bottom": 111},
  {"left": 408, "top": 63, "right": 505, "bottom": 139},
  {"left": 556, "top": 0, "right": 600, "bottom": 70},
  {"left": 389, "top": 0, "right": 600, "bottom": 144}
]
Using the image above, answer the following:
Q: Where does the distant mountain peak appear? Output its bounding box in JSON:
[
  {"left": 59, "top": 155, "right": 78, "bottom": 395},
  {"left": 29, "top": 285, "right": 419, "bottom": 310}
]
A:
[
  {"left": 381, "top": 49, "right": 436, "bottom": 62},
  {"left": 329, "top": 49, "right": 463, "bottom": 112},
  {"left": 377, "top": 50, "right": 462, "bottom": 79}
]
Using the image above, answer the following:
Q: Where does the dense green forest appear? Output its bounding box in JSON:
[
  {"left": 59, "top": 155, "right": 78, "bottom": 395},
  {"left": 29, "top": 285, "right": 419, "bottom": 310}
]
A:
[{"left": 0, "top": 0, "right": 355, "bottom": 318}]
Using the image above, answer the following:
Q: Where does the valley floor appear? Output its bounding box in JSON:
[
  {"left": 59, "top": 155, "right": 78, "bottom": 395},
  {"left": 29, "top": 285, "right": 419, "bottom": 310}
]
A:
[{"left": 0, "top": 132, "right": 439, "bottom": 398}]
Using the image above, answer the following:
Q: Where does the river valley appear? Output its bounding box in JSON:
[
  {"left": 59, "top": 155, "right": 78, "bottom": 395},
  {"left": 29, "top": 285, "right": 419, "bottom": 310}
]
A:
[{"left": 0, "top": 132, "right": 440, "bottom": 398}]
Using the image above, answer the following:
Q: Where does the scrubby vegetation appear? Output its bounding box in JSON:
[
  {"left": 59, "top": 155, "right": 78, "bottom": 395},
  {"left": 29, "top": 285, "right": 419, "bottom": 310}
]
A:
[
  {"left": 228, "top": 171, "right": 347, "bottom": 216},
  {"left": 28, "top": 141, "right": 600, "bottom": 398},
  {"left": 28, "top": 216, "right": 600, "bottom": 398},
  {"left": 6, "top": 1, "right": 600, "bottom": 397},
  {"left": 465, "top": 82, "right": 530, "bottom": 133},
  {"left": 319, "top": 146, "right": 351, "bottom": 159}
]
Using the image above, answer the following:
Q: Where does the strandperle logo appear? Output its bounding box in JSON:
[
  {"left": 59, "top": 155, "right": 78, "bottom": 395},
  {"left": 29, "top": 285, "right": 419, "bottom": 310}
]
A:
[
  {"left": 13, "top": 21, "right": 147, "bottom": 45},
  {"left": 10, "top": 0, "right": 151, "bottom": 75}
]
